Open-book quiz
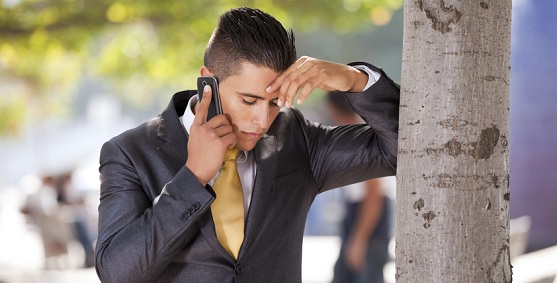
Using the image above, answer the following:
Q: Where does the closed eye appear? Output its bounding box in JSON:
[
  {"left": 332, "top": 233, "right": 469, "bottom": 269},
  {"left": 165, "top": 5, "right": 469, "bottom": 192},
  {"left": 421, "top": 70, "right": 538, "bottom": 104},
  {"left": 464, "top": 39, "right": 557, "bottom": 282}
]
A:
[
  {"left": 238, "top": 92, "right": 278, "bottom": 107},
  {"left": 242, "top": 99, "right": 257, "bottom": 106}
]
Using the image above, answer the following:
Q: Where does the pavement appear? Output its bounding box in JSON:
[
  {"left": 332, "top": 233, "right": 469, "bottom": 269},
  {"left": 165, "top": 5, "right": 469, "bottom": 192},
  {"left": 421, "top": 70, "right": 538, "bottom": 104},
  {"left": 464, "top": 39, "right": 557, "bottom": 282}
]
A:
[
  {"left": 0, "top": 186, "right": 98, "bottom": 283},
  {"left": 1, "top": 186, "right": 556, "bottom": 283}
]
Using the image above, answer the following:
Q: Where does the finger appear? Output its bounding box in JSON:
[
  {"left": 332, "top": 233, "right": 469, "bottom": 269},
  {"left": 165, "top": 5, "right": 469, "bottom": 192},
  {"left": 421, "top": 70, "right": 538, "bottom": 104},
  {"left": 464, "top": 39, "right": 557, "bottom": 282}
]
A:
[
  {"left": 298, "top": 67, "right": 336, "bottom": 104},
  {"left": 276, "top": 69, "right": 303, "bottom": 108},
  {"left": 276, "top": 78, "right": 291, "bottom": 108},
  {"left": 266, "top": 57, "right": 309, "bottom": 101},
  {"left": 192, "top": 85, "right": 212, "bottom": 125},
  {"left": 283, "top": 66, "right": 321, "bottom": 106},
  {"left": 270, "top": 57, "right": 307, "bottom": 89},
  {"left": 212, "top": 124, "right": 234, "bottom": 137},
  {"left": 205, "top": 114, "right": 231, "bottom": 128},
  {"left": 296, "top": 83, "right": 316, "bottom": 105},
  {"left": 220, "top": 132, "right": 237, "bottom": 149}
]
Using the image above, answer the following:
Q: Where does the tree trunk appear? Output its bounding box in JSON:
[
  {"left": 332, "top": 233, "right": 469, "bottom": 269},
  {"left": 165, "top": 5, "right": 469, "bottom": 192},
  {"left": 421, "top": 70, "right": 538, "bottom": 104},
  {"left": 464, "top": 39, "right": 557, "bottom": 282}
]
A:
[{"left": 396, "top": 0, "right": 512, "bottom": 282}]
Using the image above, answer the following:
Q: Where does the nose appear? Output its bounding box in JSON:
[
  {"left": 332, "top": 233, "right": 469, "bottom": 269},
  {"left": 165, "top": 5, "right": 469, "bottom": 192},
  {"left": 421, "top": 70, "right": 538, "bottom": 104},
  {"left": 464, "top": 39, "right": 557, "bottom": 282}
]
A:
[{"left": 252, "top": 105, "right": 271, "bottom": 130}]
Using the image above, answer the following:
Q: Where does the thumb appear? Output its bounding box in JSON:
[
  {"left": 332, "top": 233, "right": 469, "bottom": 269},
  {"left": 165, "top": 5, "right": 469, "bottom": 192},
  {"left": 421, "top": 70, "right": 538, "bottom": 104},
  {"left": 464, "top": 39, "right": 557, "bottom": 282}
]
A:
[{"left": 193, "top": 85, "right": 212, "bottom": 125}]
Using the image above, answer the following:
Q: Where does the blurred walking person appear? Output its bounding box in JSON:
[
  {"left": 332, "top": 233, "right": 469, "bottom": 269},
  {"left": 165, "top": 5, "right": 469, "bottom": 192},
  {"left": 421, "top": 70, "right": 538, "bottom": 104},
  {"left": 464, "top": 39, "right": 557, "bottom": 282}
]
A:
[{"left": 326, "top": 91, "right": 392, "bottom": 283}]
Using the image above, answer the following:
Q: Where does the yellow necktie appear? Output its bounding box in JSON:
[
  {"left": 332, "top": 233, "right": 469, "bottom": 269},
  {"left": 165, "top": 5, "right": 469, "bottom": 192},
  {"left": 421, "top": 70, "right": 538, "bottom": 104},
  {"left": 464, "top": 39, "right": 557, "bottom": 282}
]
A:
[{"left": 211, "top": 148, "right": 244, "bottom": 259}]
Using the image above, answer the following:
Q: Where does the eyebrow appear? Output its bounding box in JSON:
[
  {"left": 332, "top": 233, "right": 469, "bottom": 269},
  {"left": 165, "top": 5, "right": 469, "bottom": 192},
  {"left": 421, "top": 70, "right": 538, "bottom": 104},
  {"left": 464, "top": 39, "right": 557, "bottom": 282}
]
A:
[{"left": 238, "top": 92, "right": 279, "bottom": 101}]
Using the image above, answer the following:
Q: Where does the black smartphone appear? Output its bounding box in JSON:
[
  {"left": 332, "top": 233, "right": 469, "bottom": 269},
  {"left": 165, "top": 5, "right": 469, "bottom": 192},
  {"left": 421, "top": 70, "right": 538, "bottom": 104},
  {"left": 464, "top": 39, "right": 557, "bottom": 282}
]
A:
[{"left": 197, "top": 76, "right": 222, "bottom": 121}]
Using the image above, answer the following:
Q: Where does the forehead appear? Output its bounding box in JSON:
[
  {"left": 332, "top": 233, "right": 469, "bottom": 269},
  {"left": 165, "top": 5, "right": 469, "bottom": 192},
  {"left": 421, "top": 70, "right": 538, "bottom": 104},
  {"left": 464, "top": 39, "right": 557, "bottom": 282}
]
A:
[{"left": 220, "top": 62, "right": 280, "bottom": 98}]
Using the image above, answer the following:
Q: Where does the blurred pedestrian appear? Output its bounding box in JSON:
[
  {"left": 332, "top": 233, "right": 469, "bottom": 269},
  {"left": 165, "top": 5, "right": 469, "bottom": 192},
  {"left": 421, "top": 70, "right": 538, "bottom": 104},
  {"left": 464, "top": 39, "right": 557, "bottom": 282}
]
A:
[
  {"left": 20, "top": 171, "right": 96, "bottom": 268},
  {"left": 53, "top": 172, "right": 96, "bottom": 268},
  {"left": 20, "top": 174, "right": 72, "bottom": 268},
  {"left": 326, "top": 91, "right": 392, "bottom": 283}
]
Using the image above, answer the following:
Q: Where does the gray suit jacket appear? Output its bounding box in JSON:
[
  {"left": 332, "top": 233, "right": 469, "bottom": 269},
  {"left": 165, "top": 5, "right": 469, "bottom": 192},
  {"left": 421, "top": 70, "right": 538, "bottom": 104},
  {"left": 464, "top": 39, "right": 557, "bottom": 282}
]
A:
[{"left": 95, "top": 62, "right": 399, "bottom": 283}]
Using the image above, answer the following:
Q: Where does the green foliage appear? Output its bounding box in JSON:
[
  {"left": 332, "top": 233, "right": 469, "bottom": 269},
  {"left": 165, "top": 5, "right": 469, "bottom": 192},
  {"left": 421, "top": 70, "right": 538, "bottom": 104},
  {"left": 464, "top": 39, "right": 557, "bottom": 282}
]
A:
[{"left": 0, "top": 0, "right": 402, "bottom": 136}]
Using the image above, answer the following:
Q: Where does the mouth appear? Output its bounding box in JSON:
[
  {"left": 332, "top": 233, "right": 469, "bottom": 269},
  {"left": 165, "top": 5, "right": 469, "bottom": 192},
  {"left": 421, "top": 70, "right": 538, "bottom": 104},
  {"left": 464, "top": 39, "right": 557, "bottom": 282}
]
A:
[{"left": 242, "top": 131, "right": 263, "bottom": 140}]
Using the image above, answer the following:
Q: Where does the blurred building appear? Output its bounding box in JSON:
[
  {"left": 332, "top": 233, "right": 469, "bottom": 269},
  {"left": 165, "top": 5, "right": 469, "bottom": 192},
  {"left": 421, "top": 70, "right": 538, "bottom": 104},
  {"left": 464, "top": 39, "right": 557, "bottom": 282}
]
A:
[{"left": 509, "top": 0, "right": 557, "bottom": 252}]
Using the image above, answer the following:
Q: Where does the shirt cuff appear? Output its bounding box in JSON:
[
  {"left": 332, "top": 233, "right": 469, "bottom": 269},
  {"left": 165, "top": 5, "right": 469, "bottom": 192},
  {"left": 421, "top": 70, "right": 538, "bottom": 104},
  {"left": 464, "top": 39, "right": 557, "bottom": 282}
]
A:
[
  {"left": 153, "top": 187, "right": 169, "bottom": 205},
  {"left": 353, "top": 65, "right": 381, "bottom": 91}
]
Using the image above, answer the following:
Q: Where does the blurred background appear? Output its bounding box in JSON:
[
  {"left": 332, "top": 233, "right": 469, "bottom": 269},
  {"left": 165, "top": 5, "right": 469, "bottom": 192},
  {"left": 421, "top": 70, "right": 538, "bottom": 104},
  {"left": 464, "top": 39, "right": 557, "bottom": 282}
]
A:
[{"left": 0, "top": 0, "right": 555, "bottom": 282}]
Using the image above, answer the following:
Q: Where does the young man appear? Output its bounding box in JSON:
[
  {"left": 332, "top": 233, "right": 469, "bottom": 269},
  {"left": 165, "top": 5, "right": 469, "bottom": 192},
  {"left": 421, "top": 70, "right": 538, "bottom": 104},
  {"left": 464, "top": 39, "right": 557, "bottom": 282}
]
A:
[{"left": 95, "top": 7, "right": 399, "bottom": 283}]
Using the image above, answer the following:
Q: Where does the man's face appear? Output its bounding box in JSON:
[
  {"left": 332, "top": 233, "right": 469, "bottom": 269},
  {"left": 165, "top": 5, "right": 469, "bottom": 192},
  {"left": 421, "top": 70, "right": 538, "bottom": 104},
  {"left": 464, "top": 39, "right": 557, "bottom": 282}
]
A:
[{"left": 211, "top": 62, "right": 282, "bottom": 151}]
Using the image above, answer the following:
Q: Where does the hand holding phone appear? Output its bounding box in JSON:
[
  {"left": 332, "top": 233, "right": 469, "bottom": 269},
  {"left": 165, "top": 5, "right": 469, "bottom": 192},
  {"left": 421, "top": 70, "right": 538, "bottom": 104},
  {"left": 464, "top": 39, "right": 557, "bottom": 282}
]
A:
[
  {"left": 197, "top": 77, "right": 222, "bottom": 121},
  {"left": 188, "top": 76, "right": 235, "bottom": 185}
]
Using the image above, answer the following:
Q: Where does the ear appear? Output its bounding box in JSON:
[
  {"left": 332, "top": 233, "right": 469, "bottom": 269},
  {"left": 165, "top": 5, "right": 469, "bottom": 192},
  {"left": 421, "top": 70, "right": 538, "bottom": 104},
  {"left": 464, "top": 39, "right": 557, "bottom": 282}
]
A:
[{"left": 200, "top": 66, "right": 214, "bottom": 77}]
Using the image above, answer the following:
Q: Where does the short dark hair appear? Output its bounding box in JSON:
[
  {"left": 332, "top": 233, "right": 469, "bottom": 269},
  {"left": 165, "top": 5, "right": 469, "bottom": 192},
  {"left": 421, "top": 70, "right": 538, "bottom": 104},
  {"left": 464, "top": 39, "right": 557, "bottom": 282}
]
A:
[{"left": 203, "top": 7, "right": 297, "bottom": 81}]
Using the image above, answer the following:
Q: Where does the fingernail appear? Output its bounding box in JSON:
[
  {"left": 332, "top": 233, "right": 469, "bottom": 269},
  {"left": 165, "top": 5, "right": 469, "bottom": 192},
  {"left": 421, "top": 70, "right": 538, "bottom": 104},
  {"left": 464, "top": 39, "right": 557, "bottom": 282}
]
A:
[
  {"left": 204, "top": 85, "right": 209, "bottom": 92},
  {"left": 277, "top": 99, "right": 283, "bottom": 107},
  {"left": 297, "top": 98, "right": 302, "bottom": 105},
  {"left": 285, "top": 101, "right": 290, "bottom": 108},
  {"left": 266, "top": 86, "right": 272, "bottom": 93}
]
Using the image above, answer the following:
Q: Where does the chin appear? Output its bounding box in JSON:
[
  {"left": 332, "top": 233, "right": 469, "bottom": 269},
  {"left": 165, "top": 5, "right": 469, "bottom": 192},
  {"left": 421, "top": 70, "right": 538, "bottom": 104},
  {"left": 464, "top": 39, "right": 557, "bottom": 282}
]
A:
[{"left": 236, "top": 141, "right": 257, "bottom": 152}]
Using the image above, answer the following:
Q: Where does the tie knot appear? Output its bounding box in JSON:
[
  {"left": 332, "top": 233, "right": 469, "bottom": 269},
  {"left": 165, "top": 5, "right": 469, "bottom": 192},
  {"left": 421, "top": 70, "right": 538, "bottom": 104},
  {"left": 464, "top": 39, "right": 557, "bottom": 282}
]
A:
[{"left": 224, "top": 148, "right": 240, "bottom": 162}]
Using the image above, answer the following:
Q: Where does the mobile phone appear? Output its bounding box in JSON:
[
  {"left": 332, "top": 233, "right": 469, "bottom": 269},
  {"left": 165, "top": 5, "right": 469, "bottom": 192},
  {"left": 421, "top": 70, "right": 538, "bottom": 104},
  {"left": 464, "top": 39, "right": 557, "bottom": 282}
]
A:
[{"left": 197, "top": 76, "right": 222, "bottom": 121}]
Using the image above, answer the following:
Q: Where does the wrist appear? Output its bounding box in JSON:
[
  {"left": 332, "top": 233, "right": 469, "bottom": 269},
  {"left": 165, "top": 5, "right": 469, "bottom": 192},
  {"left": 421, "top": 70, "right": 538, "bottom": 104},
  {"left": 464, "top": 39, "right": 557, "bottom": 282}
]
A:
[
  {"left": 186, "top": 162, "right": 209, "bottom": 186},
  {"left": 348, "top": 67, "right": 369, "bottom": 92}
]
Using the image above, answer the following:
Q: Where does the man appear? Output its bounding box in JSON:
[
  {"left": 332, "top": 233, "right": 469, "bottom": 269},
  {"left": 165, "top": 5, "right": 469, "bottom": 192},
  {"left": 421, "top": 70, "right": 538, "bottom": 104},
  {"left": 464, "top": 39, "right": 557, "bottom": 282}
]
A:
[
  {"left": 95, "top": 7, "right": 399, "bottom": 283},
  {"left": 326, "top": 91, "right": 393, "bottom": 283}
]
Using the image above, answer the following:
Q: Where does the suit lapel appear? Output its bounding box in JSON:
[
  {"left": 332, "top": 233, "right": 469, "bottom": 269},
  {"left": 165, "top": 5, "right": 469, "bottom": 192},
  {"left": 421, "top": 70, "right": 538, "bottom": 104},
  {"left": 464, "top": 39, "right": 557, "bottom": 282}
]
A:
[
  {"left": 155, "top": 91, "right": 193, "bottom": 175},
  {"left": 156, "top": 117, "right": 189, "bottom": 175},
  {"left": 241, "top": 135, "right": 278, "bottom": 253}
]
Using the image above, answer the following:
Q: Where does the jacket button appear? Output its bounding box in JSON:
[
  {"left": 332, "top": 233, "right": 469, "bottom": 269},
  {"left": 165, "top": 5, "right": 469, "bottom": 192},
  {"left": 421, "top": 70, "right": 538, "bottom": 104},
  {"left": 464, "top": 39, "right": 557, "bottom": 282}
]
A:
[
  {"left": 235, "top": 264, "right": 244, "bottom": 274},
  {"left": 192, "top": 201, "right": 201, "bottom": 210},
  {"left": 180, "top": 210, "right": 191, "bottom": 220}
]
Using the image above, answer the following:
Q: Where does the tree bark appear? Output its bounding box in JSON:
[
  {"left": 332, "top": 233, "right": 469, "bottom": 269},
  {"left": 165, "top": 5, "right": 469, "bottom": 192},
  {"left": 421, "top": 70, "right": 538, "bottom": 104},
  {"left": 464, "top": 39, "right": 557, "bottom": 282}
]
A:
[{"left": 396, "top": 0, "right": 512, "bottom": 282}]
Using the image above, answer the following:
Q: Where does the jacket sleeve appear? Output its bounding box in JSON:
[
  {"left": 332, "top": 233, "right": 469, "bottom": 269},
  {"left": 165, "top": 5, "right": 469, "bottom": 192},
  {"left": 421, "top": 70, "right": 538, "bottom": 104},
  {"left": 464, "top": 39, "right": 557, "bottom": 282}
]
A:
[
  {"left": 95, "top": 139, "right": 215, "bottom": 283},
  {"left": 302, "top": 62, "right": 400, "bottom": 192}
]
